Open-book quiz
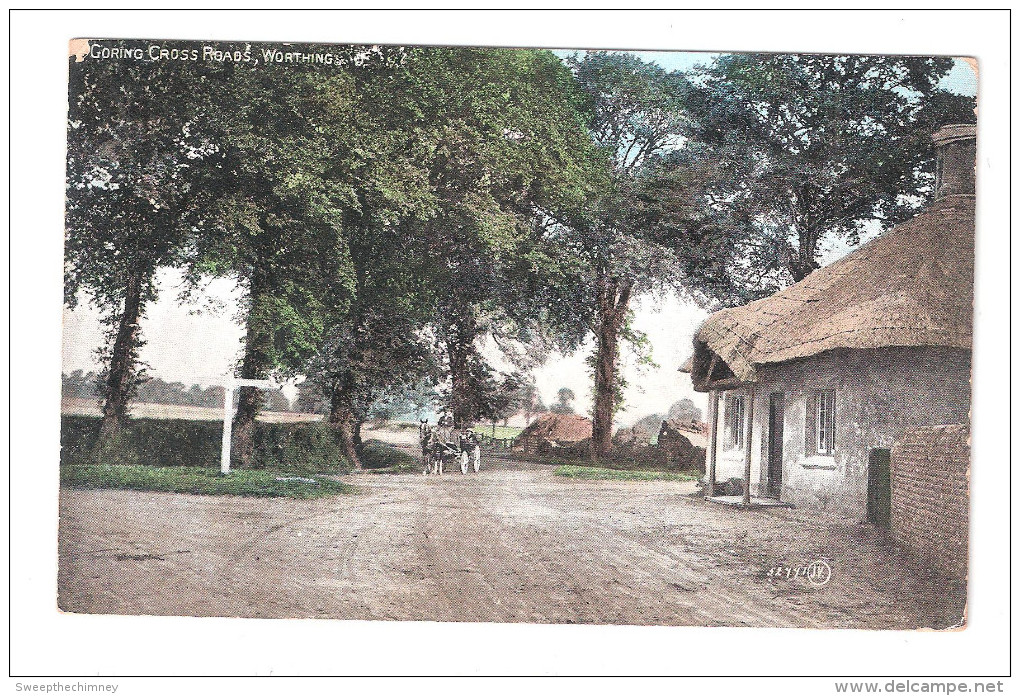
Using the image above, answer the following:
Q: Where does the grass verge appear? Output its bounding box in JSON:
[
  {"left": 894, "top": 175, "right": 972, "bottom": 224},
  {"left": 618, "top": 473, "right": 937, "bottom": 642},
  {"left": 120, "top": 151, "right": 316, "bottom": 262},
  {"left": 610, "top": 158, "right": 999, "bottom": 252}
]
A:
[
  {"left": 359, "top": 440, "right": 421, "bottom": 474},
  {"left": 553, "top": 465, "right": 699, "bottom": 482},
  {"left": 60, "top": 464, "right": 357, "bottom": 498}
]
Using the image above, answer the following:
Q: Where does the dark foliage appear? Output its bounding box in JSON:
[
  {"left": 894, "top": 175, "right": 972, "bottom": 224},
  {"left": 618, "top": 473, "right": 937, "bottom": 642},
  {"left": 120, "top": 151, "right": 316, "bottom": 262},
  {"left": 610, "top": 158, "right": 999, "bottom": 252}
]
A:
[{"left": 60, "top": 415, "right": 352, "bottom": 473}]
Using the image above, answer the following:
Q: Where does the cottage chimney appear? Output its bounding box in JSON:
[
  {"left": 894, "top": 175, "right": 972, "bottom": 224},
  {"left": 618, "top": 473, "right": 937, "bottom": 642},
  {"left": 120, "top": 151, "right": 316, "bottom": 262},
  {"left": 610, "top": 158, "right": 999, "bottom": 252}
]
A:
[{"left": 932, "top": 123, "right": 976, "bottom": 199}]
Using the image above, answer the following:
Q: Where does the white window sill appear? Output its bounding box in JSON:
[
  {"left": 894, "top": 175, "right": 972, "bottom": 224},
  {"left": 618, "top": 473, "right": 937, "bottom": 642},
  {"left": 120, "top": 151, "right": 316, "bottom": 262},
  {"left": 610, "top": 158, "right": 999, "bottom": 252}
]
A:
[{"left": 801, "top": 456, "right": 837, "bottom": 471}]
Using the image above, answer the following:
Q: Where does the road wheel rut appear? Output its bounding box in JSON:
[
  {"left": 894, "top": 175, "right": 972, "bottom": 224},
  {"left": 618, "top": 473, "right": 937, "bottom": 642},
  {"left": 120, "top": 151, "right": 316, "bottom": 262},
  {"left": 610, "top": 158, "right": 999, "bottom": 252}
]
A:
[{"left": 58, "top": 462, "right": 965, "bottom": 628}]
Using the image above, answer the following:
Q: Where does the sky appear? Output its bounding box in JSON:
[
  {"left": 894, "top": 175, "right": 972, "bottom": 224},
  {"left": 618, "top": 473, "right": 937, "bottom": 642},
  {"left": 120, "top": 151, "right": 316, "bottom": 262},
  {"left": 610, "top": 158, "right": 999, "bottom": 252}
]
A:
[
  {"left": 555, "top": 49, "right": 978, "bottom": 96},
  {"left": 61, "top": 270, "right": 710, "bottom": 425},
  {"left": 61, "top": 52, "right": 978, "bottom": 427},
  {"left": 552, "top": 48, "right": 717, "bottom": 74}
]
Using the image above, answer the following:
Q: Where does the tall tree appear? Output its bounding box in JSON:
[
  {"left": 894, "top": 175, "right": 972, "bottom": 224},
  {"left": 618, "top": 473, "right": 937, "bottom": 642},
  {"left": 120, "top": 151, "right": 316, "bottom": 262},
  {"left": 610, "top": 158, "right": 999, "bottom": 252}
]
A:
[
  {"left": 307, "top": 47, "right": 597, "bottom": 463},
  {"left": 558, "top": 52, "right": 725, "bottom": 455},
  {"left": 299, "top": 48, "right": 443, "bottom": 468},
  {"left": 687, "top": 53, "right": 976, "bottom": 284},
  {"left": 65, "top": 44, "right": 217, "bottom": 439},
  {"left": 550, "top": 387, "right": 577, "bottom": 414},
  {"left": 312, "top": 227, "right": 439, "bottom": 468},
  {"left": 516, "top": 375, "right": 542, "bottom": 425},
  {"left": 188, "top": 45, "right": 392, "bottom": 466},
  {"left": 406, "top": 47, "right": 598, "bottom": 426}
]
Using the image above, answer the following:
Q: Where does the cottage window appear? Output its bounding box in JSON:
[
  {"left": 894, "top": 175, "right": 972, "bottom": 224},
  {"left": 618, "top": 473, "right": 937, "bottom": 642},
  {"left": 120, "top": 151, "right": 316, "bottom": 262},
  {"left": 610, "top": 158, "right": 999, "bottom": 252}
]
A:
[
  {"left": 725, "top": 394, "right": 746, "bottom": 450},
  {"left": 815, "top": 390, "right": 836, "bottom": 455}
]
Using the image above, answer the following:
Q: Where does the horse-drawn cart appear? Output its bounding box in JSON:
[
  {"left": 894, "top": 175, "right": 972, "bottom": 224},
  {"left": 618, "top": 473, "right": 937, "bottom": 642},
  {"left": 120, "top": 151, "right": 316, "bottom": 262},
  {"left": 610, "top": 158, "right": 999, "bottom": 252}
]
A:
[{"left": 419, "top": 418, "right": 481, "bottom": 475}]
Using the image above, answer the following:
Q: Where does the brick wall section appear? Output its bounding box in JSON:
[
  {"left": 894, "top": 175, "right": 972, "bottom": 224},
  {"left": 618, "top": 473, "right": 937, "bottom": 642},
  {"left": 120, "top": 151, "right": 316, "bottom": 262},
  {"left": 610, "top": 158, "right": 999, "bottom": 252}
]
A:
[{"left": 891, "top": 424, "right": 969, "bottom": 580}]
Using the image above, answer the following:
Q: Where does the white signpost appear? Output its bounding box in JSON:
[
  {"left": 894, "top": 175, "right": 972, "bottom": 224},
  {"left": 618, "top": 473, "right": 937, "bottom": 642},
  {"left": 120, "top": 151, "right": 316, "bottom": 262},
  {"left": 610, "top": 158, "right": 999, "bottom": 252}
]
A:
[{"left": 220, "top": 377, "right": 279, "bottom": 475}]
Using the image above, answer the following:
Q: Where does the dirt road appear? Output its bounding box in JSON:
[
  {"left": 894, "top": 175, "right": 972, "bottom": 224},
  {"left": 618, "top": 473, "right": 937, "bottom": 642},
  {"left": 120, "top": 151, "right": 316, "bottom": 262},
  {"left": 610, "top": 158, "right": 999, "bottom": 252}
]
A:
[{"left": 58, "top": 457, "right": 964, "bottom": 629}]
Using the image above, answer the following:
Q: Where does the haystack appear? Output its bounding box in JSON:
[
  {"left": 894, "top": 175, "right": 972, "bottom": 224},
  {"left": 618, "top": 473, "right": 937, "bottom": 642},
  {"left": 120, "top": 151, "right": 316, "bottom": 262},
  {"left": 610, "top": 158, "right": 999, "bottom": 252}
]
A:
[
  {"left": 514, "top": 413, "right": 593, "bottom": 453},
  {"left": 657, "top": 419, "right": 708, "bottom": 472}
]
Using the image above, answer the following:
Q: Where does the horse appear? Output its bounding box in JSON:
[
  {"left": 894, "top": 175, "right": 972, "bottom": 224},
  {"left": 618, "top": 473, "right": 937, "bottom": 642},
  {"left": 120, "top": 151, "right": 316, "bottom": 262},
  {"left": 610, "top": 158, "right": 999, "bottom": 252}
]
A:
[
  {"left": 419, "top": 419, "right": 482, "bottom": 475},
  {"left": 418, "top": 419, "right": 431, "bottom": 457},
  {"left": 419, "top": 420, "right": 441, "bottom": 475}
]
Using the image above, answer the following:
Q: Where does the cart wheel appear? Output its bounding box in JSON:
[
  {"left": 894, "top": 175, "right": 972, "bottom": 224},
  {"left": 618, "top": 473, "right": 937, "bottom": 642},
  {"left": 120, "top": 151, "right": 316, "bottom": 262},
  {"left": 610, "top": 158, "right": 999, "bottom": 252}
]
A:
[
  {"left": 472, "top": 446, "right": 481, "bottom": 473},
  {"left": 460, "top": 452, "right": 469, "bottom": 475}
]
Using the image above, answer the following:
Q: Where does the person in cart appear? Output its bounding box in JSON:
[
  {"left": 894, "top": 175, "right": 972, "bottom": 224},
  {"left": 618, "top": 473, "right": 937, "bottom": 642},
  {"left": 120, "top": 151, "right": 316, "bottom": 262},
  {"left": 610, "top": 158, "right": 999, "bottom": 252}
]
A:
[
  {"left": 430, "top": 414, "right": 460, "bottom": 470},
  {"left": 459, "top": 424, "right": 481, "bottom": 473},
  {"left": 431, "top": 414, "right": 482, "bottom": 474}
]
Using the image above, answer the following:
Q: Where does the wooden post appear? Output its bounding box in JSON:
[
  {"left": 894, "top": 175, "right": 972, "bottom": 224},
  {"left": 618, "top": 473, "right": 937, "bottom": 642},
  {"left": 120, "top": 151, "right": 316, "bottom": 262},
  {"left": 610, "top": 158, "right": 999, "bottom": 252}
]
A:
[
  {"left": 220, "top": 377, "right": 276, "bottom": 476},
  {"left": 705, "top": 390, "right": 719, "bottom": 498},
  {"left": 220, "top": 386, "right": 234, "bottom": 475},
  {"left": 743, "top": 385, "right": 755, "bottom": 505}
]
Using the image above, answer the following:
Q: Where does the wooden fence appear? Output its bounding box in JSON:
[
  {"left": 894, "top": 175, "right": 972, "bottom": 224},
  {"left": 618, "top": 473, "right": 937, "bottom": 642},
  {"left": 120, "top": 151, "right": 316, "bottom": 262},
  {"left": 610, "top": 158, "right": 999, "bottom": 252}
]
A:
[{"left": 476, "top": 433, "right": 516, "bottom": 451}]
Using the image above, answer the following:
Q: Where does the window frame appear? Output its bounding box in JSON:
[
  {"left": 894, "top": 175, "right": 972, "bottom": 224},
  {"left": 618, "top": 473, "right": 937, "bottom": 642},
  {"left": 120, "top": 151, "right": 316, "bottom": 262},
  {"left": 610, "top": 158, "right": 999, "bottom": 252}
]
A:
[
  {"left": 725, "top": 393, "right": 746, "bottom": 450},
  {"left": 815, "top": 390, "right": 836, "bottom": 456}
]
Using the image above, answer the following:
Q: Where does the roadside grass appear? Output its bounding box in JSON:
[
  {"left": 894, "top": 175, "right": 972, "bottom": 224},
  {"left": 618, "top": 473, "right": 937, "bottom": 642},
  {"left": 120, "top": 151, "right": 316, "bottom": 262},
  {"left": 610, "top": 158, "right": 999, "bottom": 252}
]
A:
[
  {"left": 60, "top": 464, "right": 357, "bottom": 498},
  {"left": 553, "top": 465, "right": 699, "bottom": 482},
  {"left": 359, "top": 440, "right": 420, "bottom": 474},
  {"left": 488, "top": 446, "right": 702, "bottom": 476}
]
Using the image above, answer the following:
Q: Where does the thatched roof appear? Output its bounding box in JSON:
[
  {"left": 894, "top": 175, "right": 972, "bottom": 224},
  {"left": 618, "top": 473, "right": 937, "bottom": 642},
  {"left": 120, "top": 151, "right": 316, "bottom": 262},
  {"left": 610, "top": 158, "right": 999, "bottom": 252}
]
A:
[
  {"left": 685, "top": 194, "right": 974, "bottom": 391},
  {"left": 517, "top": 413, "right": 593, "bottom": 443},
  {"left": 658, "top": 419, "right": 709, "bottom": 449}
]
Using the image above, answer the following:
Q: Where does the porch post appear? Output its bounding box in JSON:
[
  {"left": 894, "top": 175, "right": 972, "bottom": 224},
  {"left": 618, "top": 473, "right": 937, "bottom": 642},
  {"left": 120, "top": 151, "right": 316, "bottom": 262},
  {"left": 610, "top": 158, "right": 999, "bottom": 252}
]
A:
[
  {"left": 705, "top": 390, "right": 719, "bottom": 498},
  {"left": 743, "top": 385, "right": 755, "bottom": 505}
]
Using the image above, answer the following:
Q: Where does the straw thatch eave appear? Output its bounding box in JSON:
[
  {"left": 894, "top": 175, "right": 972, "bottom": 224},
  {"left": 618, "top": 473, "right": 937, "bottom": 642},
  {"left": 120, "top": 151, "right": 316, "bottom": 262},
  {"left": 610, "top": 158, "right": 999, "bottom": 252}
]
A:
[{"left": 685, "top": 195, "right": 974, "bottom": 392}]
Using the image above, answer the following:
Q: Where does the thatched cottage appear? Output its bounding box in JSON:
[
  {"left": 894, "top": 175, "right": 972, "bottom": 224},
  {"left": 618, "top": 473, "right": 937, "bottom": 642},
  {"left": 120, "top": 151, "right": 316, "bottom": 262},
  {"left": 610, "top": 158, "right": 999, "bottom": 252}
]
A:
[{"left": 682, "top": 124, "right": 975, "bottom": 520}]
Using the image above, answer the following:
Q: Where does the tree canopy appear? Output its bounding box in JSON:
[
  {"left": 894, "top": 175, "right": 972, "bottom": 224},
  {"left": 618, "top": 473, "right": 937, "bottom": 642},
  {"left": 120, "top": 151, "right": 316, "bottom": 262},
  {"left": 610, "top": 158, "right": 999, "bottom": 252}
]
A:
[
  {"left": 686, "top": 53, "right": 976, "bottom": 290},
  {"left": 66, "top": 49, "right": 221, "bottom": 436},
  {"left": 65, "top": 44, "right": 975, "bottom": 467}
]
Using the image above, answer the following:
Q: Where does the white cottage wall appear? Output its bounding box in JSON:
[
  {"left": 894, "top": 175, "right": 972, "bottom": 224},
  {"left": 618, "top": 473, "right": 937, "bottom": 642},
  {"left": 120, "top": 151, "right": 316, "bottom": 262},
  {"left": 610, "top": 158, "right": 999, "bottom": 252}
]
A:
[
  {"left": 715, "top": 346, "right": 971, "bottom": 518},
  {"left": 715, "top": 394, "right": 765, "bottom": 488}
]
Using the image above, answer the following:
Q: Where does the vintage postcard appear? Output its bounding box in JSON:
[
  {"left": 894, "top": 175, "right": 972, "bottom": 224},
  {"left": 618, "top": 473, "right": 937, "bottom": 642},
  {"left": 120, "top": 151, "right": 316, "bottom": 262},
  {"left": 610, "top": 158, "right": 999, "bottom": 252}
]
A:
[{"left": 59, "top": 37, "right": 976, "bottom": 632}]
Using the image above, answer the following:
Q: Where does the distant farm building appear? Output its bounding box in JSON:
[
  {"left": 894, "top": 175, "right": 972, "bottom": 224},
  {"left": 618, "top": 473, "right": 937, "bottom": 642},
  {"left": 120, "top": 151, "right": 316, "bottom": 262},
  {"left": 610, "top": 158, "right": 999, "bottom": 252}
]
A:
[
  {"left": 683, "top": 124, "right": 974, "bottom": 532},
  {"left": 514, "top": 413, "right": 593, "bottom": 454}
]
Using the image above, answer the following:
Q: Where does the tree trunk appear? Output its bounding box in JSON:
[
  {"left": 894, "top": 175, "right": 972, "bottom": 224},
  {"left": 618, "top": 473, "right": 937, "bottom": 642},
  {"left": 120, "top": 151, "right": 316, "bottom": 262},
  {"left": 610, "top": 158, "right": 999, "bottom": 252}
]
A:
[
  {"left": 444, "top": 314, "right": 478, "bottom": 427},
  {"left": 99, "top": 269, "right": 144, "bottom": 441},
  {"left": 590, "top": 277, "right": 632, "bottom": 458},
  {"left": 329, "top": 384, "right": 362, "bottom": 471},
  {"left": 591, "top": 317, "right": 620, "bottom": 457},
  {"left": 233, "top": 279, "right": 271, "bottom": 468},
  {"left": 353, "top": 420, "right": 363, "bottom": 448},
  {"left": 233, "top": 384, "right": 262, "bottom": 469},
  {"left": 788, "top": 225, "right": 820, "bottom": 282}
]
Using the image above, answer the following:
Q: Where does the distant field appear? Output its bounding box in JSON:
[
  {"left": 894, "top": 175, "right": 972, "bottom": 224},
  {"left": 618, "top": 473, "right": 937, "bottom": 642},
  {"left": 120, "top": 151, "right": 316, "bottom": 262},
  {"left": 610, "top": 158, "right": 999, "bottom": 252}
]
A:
[
  {"left": 60, "top": 399, "right": 521, "bottom": 439},
  {"left": 476, "top": 424, "right": 523, "bottom": 439},
  {"left": 61, "top": 397, "right": 322, "bottom": 423}
]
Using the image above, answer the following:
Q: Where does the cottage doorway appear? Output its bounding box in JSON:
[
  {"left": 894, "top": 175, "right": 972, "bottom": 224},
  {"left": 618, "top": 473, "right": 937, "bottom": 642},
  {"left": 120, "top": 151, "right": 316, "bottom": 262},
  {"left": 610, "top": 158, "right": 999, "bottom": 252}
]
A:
[
  {"left": 766, "top": 393, "right": 784, "bottom": 498},
  {"left": 867, "top": 449, "right": 892, "bottom": 528}
]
